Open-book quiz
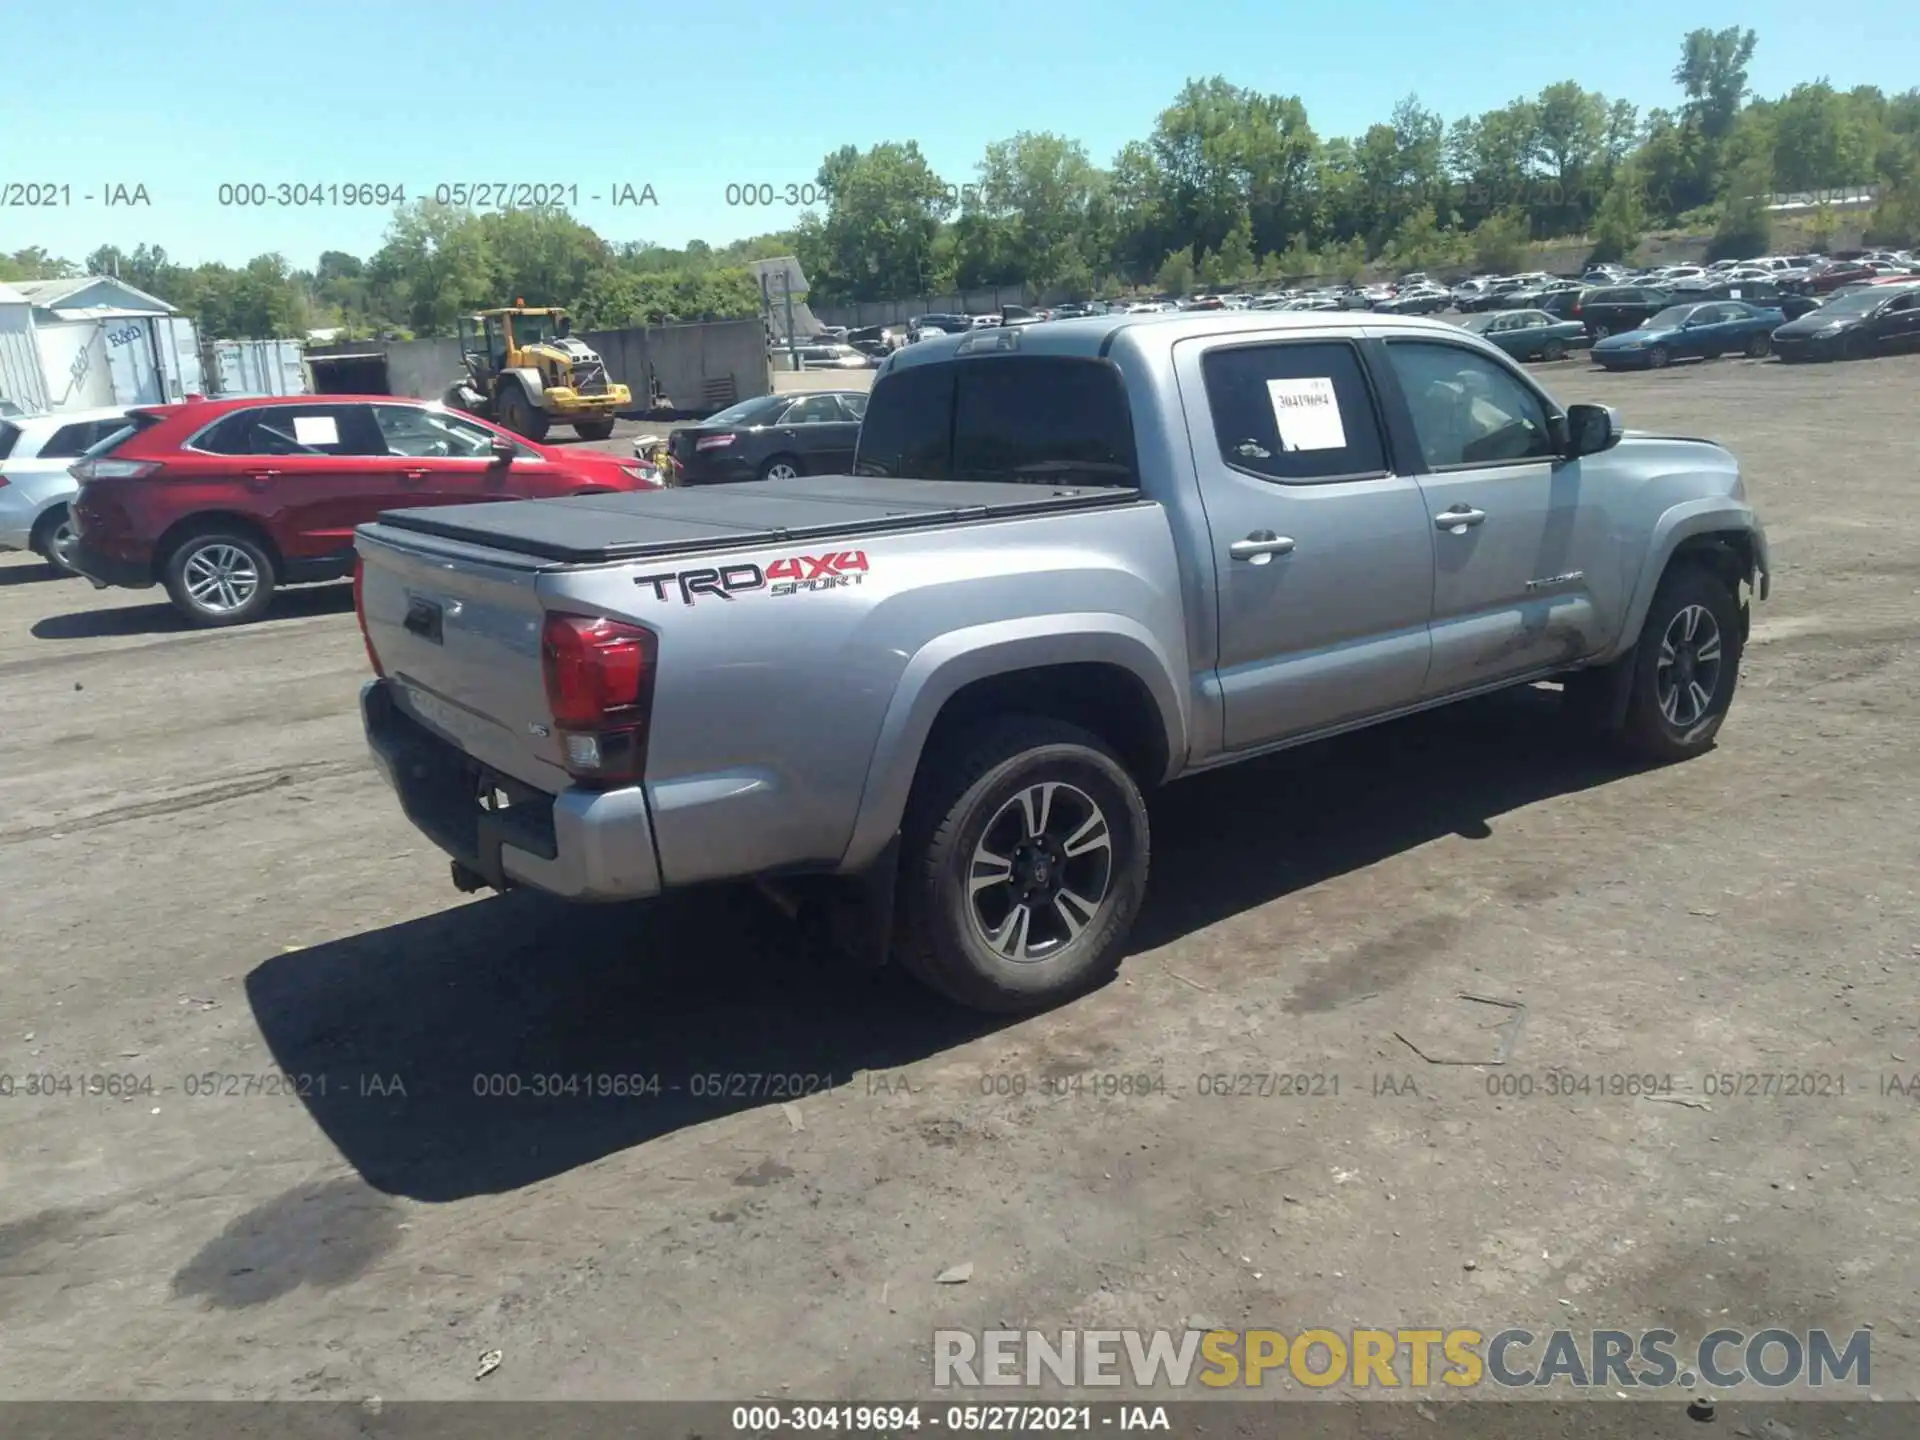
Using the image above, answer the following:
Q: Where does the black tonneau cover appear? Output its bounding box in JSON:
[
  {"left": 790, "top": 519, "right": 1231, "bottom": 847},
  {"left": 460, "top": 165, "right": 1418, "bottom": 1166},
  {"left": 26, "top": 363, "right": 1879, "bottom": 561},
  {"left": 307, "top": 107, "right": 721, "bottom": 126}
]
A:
[{"left": 371, "top": 474, "right": 1144, "bottom": 564}]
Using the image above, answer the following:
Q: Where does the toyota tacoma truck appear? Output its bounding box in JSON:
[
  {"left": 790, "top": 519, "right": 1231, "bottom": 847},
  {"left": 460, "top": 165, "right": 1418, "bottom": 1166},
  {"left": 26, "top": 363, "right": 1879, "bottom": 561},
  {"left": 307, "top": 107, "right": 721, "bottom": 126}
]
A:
[{"left": 355, "top": 312, "right": 1770, "bottom": 1012}]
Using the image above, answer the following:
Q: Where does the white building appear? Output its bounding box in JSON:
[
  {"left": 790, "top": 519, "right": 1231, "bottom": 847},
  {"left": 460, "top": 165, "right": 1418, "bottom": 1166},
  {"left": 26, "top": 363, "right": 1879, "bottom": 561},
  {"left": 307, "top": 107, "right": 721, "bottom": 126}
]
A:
[
  {"left": 0, "top": 276, "right": 205, "bottom": 416},
  {"left": 0, "top": 282, "right": 48, "bottom": 414}
]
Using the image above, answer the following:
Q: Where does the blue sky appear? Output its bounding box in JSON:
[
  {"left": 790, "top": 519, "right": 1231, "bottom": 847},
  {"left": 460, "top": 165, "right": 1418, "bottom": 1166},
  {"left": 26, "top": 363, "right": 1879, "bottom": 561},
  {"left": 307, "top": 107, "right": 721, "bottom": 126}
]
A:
[{"left": 0, "top": 0, "right": 1907, "bottom": 272}]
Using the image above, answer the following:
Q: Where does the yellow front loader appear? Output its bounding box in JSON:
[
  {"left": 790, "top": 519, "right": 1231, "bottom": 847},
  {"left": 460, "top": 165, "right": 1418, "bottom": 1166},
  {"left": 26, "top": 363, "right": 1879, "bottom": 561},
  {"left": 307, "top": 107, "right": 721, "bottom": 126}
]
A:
[{"left": 446, "top": 305, "right": 630, "bottom": 442}]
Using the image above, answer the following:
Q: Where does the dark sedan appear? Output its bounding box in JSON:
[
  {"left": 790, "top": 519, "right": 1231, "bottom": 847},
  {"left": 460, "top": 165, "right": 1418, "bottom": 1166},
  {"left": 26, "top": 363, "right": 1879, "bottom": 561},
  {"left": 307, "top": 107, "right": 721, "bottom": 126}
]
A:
[
  {"left": 1590, "top": 300, "right": 1785, "bottom": 368},
  {"left": 667, "top": 390, "right": 868, "bottom": 484},
  {"left": 1576, "top": 284, "right": 1674, "bottom": 339},
  {"left": 1460, "top": 308, "right": 1589, "bottom": 360},
  {"left": 1771, "top": 283, "right": 1920, "bottom": 362}
]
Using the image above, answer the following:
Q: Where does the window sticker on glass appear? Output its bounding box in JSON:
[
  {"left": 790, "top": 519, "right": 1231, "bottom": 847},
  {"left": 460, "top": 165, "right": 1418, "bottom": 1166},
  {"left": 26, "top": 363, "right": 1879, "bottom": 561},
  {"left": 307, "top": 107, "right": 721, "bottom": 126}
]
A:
[
  {"left": 292, "top": 414, "right": 339, "bottom": 447},
  {"left": 1265, "top": 376, "right": 1347, "bottom": 451}
]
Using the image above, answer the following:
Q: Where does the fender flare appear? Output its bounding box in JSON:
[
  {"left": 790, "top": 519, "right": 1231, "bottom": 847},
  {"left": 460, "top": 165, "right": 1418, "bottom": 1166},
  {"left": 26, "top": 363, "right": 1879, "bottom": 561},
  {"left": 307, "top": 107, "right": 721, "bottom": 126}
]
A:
[
  {"left": 836, "top": 615, "right": 1189, "bottom": 875},
  {"left": 501, "top": 367, "right": 547, "bottom": 409},
  {"left": 1606, "top": 497, "right": 1770, "bottom": 659}
]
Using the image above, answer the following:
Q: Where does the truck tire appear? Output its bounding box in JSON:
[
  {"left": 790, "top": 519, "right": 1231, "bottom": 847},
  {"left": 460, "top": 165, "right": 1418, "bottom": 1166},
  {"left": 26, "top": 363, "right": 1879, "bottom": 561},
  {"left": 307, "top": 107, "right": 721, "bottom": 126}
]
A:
[
  {"left": 896, "top": 716, "right": 1150, "bottom": 1013},
  {"left": 574, "top": 418, "right": 617, "bottom": 442},
  {"left": 163, "top": 530, "right": 278, "bottom": 627},
  {"left": 497, "top": 385, "right": 549, "bottom": 442},
  {"left": 1615, "top": 564, "right": 1743, "bottom": 761}
]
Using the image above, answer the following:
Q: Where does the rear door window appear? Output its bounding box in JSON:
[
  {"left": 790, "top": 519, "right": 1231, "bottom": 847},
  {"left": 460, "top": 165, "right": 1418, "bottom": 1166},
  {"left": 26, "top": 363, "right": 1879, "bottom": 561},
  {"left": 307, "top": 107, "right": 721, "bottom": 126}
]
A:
[
  {"left": 197, "top": 404, "right": 387, "bottom": 457},
  {"left": 1199, "top": 339, "right": 1388, "bottom": 483}
]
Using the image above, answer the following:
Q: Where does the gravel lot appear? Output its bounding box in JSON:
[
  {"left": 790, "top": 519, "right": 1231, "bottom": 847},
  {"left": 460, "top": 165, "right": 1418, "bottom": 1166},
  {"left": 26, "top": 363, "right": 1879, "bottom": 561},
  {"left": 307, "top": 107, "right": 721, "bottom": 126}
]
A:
[{"left": 2, "top": 353, "right": 1917, "bottom": 1410}]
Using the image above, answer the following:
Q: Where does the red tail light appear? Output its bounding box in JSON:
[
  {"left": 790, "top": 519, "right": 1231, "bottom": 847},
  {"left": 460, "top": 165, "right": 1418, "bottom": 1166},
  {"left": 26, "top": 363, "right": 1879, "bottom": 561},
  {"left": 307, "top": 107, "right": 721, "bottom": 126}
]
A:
[
  {"left": 71, "top": 458, "right": 161, "bottom": 482},
  {"left": 694, "top": 433, "right": 735, "bottom": 451},
  {"left": 353, "top": 557, "right": 386, "bottom": 677},
  {"left": 541, "top": 613, "right": 658, "bottom": 786}
]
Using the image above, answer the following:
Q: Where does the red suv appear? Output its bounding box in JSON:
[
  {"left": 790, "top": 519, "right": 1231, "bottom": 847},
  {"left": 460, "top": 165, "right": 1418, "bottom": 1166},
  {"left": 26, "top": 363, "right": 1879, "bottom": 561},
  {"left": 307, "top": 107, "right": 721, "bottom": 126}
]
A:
[{"left": 70, "top": 395, "right": 660, "bottom": 626}]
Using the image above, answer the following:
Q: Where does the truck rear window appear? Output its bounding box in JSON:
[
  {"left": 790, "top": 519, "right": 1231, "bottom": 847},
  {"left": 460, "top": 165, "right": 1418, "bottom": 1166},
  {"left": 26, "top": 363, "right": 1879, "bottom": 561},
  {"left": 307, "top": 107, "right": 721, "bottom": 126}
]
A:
[{"left": 854, "top": 355, "right": 1138, "bottom": 488}]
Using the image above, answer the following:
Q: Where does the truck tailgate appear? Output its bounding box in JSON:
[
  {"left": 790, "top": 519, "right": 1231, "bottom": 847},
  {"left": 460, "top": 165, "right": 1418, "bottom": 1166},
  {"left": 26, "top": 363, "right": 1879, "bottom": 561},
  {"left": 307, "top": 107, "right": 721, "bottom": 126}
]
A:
[{"left": 356, "top": 526, "right": 571, "bottom": 792}]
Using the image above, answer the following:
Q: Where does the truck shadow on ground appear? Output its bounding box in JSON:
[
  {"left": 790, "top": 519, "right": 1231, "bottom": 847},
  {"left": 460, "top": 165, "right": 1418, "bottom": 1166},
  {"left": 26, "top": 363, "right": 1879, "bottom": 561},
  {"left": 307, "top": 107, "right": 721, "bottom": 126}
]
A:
[
  {"left": 247, "top": 685, "right": 1652, "bottom": 1202},
  {"left": 31, "top": 583, "right": 354, "bottom": 640}
]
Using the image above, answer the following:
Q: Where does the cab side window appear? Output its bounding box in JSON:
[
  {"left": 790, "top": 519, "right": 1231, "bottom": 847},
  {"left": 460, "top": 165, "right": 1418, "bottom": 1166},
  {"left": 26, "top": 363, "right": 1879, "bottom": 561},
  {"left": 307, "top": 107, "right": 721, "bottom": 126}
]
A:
[
  {"left": 1199, "top": 340, "right": 1388, "bottom": 483},
  {"left": 1384, "top": 342, "right": 1556, "bottom": 469}
]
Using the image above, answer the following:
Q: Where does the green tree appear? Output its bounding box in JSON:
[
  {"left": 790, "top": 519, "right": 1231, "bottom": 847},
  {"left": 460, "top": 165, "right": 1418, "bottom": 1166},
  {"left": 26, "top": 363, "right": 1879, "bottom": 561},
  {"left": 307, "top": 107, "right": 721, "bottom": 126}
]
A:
[
  {"left": 1155, "top": 248, "right": 1194, "bottom": 296},
  {"left": 1588, "top": 164, "right": 1648, "bottom": 264},
  {"left": 1471, "top": 209, "right": 1531, "bottom": 272},
  {"left": 796, "top": 141, "right": 951, "bottom": 302},
  {"left": 0, "top": 247, "right": 78, "bottom": 282},
  {"left": 1707, "top": 155, "right": 1776, "bottom": 260},
  {"left": 1201, "top": 214, "right": 1257, "bottom": 285},
  {"left": 970, "top": 131, "right": 1101, "bottom": 292}
]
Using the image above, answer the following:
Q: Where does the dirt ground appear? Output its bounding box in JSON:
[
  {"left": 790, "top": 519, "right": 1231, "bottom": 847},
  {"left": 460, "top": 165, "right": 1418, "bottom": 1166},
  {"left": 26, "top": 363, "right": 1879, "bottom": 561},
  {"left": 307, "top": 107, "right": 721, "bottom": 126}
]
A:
[{"left": 2, "top": 353, "right": 1917, "bottom": 1410}]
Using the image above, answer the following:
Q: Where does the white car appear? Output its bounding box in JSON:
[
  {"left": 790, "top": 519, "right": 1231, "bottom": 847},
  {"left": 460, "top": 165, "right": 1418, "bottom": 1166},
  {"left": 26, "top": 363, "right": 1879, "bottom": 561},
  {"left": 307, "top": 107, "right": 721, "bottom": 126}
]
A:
[{"left": 0, "top": 406, "right": 137, "bottom": 574}]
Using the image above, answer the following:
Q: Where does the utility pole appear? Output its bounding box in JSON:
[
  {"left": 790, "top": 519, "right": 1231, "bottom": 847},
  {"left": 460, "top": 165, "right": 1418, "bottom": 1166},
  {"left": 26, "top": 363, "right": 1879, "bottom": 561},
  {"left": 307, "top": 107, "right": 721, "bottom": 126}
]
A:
[{"left": 781, "top": 271, "right": 798, "bottom": 373}]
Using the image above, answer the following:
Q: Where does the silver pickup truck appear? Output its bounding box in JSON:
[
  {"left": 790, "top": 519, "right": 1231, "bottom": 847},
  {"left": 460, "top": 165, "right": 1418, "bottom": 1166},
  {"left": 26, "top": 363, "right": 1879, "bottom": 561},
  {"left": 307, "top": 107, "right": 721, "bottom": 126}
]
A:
[{"left": 355, "top": 312, "right": 1770, "bottom": 1012}]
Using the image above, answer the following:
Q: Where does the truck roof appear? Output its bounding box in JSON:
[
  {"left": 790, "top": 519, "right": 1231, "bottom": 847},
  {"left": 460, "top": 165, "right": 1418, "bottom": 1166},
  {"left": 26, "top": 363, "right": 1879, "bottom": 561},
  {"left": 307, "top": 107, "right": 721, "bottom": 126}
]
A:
[{"left": 880, "top": 309, "right": 1473, "bottom": 371}]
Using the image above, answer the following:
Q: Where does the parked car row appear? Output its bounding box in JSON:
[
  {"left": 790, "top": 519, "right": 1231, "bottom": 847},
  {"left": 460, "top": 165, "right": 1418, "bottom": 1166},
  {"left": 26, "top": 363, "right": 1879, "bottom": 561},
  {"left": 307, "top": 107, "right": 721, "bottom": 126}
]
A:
[
  {"left": 1588, "top": 282, "right": 1920, "bottom": 368},
  {"left": 58, "top": 395, "right": 661, "bottom": 625}
]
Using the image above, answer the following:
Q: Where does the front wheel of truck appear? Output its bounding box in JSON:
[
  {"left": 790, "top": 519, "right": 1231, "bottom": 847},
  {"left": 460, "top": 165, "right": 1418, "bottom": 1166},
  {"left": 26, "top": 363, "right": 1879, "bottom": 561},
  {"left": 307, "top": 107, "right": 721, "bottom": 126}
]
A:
[{"left": 897, "top": 716, "right": 1150, "bottom": 1013}]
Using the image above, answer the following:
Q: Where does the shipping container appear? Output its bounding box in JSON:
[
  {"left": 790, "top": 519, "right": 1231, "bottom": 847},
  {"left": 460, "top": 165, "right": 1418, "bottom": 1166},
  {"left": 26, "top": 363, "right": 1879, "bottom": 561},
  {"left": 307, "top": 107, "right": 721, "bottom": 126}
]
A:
[
  {"left": 209, "top": 338, "right": 308, "bottom": 397},
  {"left": 0, "top": 284, "right": 50, "bottom": 413},
  {"left": 157, "top": 316, "right": 205, "bottom": 400}
]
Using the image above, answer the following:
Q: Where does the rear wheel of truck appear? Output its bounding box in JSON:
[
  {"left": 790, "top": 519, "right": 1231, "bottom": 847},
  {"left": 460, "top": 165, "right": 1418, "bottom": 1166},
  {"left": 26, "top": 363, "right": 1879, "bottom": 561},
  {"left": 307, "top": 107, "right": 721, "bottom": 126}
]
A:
[
  {"left": 896, "top": 716, "right": 1150, "bottom": 1013},
  {"left": 163, "top": 530, "right": 277, "bottom": 627},
  {"left": 574, "top": 419, "right": 616, "bottom": 441}
]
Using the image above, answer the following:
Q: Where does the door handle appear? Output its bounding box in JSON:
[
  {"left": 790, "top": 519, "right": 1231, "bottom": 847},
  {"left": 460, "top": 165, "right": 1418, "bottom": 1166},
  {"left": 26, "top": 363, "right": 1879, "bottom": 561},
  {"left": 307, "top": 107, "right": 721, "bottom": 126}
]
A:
[
  {"left": 401, "top": 468, "right": 429, "bottom": 483},
  {"left": 242, "top": 469, "right": 279, "bottom": 491},
  {"left": 1229, "top": 531, "right": 1296, "bottom": 563},
  {"left": 1435, "top": 506, "right": 1487, "bottom": 530}
]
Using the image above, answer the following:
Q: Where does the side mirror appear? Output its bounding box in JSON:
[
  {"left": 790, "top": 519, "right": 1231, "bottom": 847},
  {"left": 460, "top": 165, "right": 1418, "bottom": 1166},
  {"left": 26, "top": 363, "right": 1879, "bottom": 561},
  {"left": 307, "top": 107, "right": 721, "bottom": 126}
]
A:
[
  {"left": 489, "top": 436, "right": 516, "bottom": 466},
  {"left": 1564, "top": 403, "right": 1621, "bottom": 459}
]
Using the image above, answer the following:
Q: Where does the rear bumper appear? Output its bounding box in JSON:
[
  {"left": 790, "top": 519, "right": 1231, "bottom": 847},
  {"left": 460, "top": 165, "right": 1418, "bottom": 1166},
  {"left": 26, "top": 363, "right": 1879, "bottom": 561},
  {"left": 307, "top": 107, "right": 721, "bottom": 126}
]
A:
[
  {"left": 670, "top": 452, "right": 757, "bottom": 485},
  {"left": 71, "top": 539, "right": 156, "bottom": 589},
  {"left": 361, "top": 679, "right": 662, "bottom": 902},
  {"left": 1769, "top": 336, "right": 1834, "bottom": 361}
]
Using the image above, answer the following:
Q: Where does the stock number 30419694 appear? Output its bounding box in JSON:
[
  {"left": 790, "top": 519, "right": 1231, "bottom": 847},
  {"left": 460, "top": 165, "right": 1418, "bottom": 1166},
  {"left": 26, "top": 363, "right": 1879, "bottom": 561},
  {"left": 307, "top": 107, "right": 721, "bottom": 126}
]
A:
[{"left": 979, "top": 1072, "right": 1167, "bottom": 1098}]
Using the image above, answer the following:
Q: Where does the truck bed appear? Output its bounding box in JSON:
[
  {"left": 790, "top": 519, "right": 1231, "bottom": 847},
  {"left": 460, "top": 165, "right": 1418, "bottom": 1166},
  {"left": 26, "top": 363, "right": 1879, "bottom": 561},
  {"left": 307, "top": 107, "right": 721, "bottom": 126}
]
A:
[{"left": 367, "top": 474, "right": 1143, "bottom": 564}]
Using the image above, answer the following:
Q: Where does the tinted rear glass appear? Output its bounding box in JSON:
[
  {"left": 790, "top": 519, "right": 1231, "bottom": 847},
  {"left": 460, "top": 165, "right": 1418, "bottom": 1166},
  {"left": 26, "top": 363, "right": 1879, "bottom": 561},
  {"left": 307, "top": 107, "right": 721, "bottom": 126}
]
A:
[
  {"left": 40, "top": 420, "right": 123, "bottom": 459},
  {"left": 0, "top": 421, "right": 19, "bottom": 461},
  {"left": 707, "top": 395, "right": 789, "bottom": 427},
  {"left": 855, "top": 356, "right": 1138, "bottom": 487},
  {"left": 85, "top": 414, "right": 161, "bottom": 457}
]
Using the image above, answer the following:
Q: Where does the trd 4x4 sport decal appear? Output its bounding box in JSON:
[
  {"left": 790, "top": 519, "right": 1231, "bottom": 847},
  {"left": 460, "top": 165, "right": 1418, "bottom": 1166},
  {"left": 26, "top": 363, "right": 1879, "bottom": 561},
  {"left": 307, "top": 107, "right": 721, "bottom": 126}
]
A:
[{"left": 633, "top": 550, "right": 869, "bottom": 605}]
